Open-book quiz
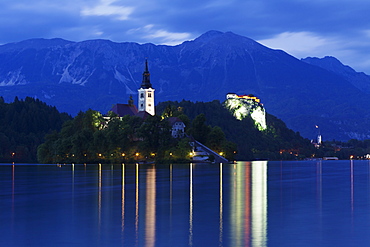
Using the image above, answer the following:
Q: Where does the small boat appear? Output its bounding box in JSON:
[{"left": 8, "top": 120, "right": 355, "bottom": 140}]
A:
[{"left": 323, "top": 157, "right": 338, "bottom": 160}]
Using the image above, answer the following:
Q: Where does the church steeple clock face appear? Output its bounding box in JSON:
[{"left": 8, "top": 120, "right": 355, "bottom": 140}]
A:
[{"left": 138, "top": 59, "right": 155, "bottom": 116}]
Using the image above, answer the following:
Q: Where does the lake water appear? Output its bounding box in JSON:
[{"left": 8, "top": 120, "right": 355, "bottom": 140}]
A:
[{"left": 1, "top": 160, "right": 370, "bottom": 246}]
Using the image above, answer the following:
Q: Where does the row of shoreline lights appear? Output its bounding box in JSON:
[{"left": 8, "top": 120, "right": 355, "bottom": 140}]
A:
[
  {"left": 57, "top": 151, "right": 228, "bottom": 159},
  {"left": 98, "top": 152, "right": 155, "bottom": 157},
  {"left": 11, "top": 152, "right": 224, "bottom": 157},
  {"left": 82, "top": 152, "right": 191, "bottom": 157}
]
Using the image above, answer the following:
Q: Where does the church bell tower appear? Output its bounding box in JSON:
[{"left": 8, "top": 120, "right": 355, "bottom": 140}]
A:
[{"left": 138, "top": 59, "right": 155, "bottom": 115}]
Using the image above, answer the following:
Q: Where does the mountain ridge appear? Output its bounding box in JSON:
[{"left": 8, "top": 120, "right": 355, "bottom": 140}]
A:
[{"left": 302, "top": 56, "right": 370, "bottom": 94}]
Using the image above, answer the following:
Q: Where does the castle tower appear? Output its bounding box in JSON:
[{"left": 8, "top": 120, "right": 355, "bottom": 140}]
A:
[{"left": 138, "top": 59, "right": 155, "bottom": 115}]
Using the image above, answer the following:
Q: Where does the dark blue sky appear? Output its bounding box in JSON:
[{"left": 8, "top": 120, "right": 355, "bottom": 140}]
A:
[{"left": 2, "top": 0, "right": 370, "bottom": 73}]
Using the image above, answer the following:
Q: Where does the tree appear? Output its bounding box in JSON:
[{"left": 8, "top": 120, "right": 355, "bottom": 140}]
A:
[
  {"left": 0, "top": 97, "right": 71, "bottom": 162},
  {"left": 161, "top": 104, "right": 176, "bottom": 118},
  {"left": 177, "top": 114, "right": 191, "bottom": 132},
  {"left": 138, "top": 115, "right": 172, "bottom": 158},
  {"left": 189, "top": 113, "right": 211, "bottom": 143},
  {"left": 206, "top": 126, "right": 226, "bottom": 152}
]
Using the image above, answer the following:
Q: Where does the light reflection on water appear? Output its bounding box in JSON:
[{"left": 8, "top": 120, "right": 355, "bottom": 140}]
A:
[
  {"left": 3, "top": 161, "right": 370, "bottom": 246},
  {"left": 229, "top": 161, "right": 267, "bottom": 247}
]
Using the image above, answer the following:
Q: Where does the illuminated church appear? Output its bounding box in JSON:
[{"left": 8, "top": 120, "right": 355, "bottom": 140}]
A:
[
  {"left": 138, "top": 59, "right": 155, "bottom": 116},
  {"left": 110, "top": 60, "right": 155, "bottom": 118},
  {"left": 109, "top": 60, "right": 186, "bottom": 138}
]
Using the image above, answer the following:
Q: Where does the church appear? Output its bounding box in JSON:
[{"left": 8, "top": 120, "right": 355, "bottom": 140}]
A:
[
  {"left": 109, "top": 59, "right": 155, "bottom": 118},
  {"left": 138, "top": 59, "right": 155, "bottom": 116},
  {"left": 109, "top": 60, "right": 185, "bottom": 137}
]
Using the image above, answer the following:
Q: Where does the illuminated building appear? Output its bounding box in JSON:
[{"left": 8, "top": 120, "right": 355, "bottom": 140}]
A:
[
  {"left": 226, "top": 93, "right": 261, "bottom": 103},
  {"left": 167, "top": 117, "right": 186, "bottom": 138},
  {"left": 312, "top": 125, "right": 322, "bottom": 148},
  {"left": 138, "top": 59, "right": 155, "bottom": 116},
  {"left": 109, "top": 60, "right": 155, "bottom": 117},
  {"left": 225, "top": 93, "right": 267, "bottom": 131}
]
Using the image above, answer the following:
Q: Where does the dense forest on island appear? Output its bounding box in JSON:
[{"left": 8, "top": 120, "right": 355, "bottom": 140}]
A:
[
  {"left": 38, "top": 110, "right": 178, "bottom": 163},
  {"left": 0, "top": 96, "right": 71, "bottom": 162},
  {"left": 37, "top": 107, "right": 237, "bottom": 163}
]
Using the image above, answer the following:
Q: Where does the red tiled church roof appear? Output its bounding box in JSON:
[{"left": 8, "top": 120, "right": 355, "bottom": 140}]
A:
[
  {"left": 135, "top": 111, "right": 151, "bottom": 120},
  {"left": 111, "top": 104, "right": 138, "bottom": 117}
]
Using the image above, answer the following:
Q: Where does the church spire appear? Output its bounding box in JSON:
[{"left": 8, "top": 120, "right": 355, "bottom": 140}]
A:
[
  {"left": 141, "top": 59, "right": 152, "bottom": 89},
  {"left": 138, "top": 59, "right": 155, "bottom": 116}
]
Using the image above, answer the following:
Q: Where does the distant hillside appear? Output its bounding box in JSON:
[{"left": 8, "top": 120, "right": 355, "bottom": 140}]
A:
[
  {"left": 302, "top": 56, "right": 370, "bottom": 94},
  {"left": 1, "top": 31, "right": 370, "bottom": 140}
]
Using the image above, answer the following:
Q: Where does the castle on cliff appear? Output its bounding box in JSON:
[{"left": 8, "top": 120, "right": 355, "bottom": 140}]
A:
[{"left": 225, "top": 93, "right": 267, "bottom": 131}]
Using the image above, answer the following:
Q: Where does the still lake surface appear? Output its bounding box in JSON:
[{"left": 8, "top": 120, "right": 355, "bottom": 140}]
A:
[{"left": 1, "top": 160, "right": 370, "bottom": 246}]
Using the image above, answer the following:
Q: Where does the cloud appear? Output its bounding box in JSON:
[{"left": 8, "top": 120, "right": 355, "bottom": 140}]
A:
[
  {"left": 258, "top": 31, "right": 370, "bottom": 74},
  {"left": 128, "top": 25, "right": 193, "bottom": 45},
  {"left": 81, "top": 0, "right": 134, "bottom": 20},
  {"left": 258, "top": 32, "right": 333, "bottom": 57},
  {"left": 10, "top": 1, "right": 80, "bottom": 13}
]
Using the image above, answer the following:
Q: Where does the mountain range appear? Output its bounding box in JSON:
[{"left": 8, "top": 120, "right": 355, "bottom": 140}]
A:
[{"left": 0, "top": 30, "right": 370, "bottom": 141}]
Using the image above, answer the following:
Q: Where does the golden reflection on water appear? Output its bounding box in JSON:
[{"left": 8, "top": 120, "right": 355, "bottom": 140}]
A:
[
  {"left": 316, "top": 160, "right": 322, "bottom": 210},
  {"left": 145, "top": 166, "right": 156, "bottom": 247},
  {"left": 251, "top": 161, "right": 267, "bottom": 247},
  {"left": 245, "top": 162, "right": 251, "bottom": 247},
  {"left": 316, "top": 160, "right": 323, "bottom": 233},
  {"left": 189, "top": 163, "right": 193, "bottom": 247},
  {"left": 350, "top": 160, "right": 354, "bottom": 218},
  {"left": 11, "top": 164, "right": 15, "bottom": 229},
  {"left": 230, "top": 162, "right": 248, "bottom": 246},
  {"left": 219, "top": 163, "right": 223, "bottom": 246},
  {"left": 169, "top": 164, "right": 173, "bottom": 232},
  {"left": 12, "top": 164, "right": 15, "bottom": 207},
  {"left": 98, "top": 163, "right": 102, "bottom": 236},
  {"left": 135, "top": 163, "right": 139, "bottom": 245},
  {"left": 121, "top": 163, "right": 125, "bottom": 235},
  {"left": 230, "top": 161, "right": 268, "bottom": 247}
]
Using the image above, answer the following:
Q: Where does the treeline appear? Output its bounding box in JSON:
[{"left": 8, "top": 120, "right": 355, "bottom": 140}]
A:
[
  {"left": 157, "top": 100, "right": 316, "bottom": 160},
  {"left": 317, "top": 139, "right": 370, "bottom": 159},
  {"left": 37, "top": 109, "right": 236, "bottom": 163},
  {"left": 0, "top": 96, "right": 71, "bottom": 162}
]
